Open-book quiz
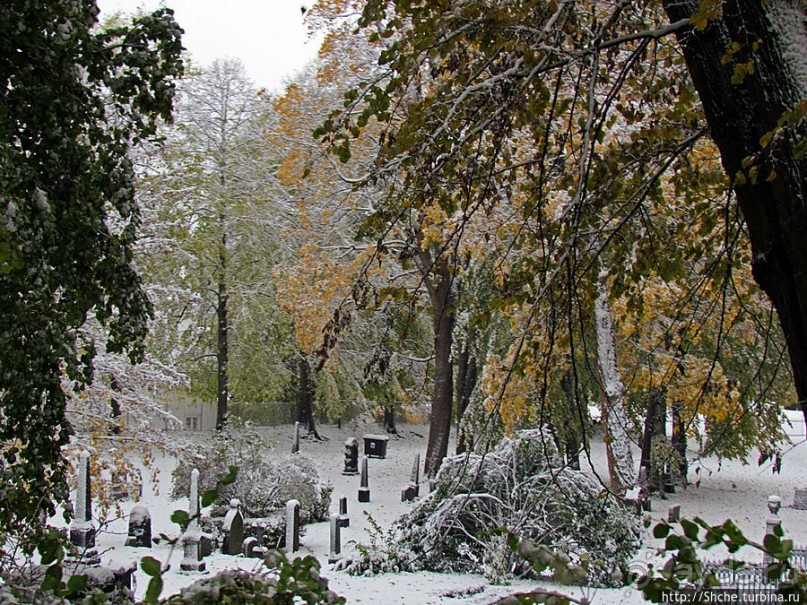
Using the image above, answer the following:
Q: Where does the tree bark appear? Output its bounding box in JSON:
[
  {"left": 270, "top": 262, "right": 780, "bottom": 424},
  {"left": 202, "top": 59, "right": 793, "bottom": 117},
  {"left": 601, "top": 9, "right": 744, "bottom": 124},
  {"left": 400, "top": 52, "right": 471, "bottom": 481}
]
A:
[
  {"left": 663, "top": 0, "right": 807, "bottom": 421},
  {"left": 424, "top": 260, "right": 456, "bottom": 477},
  {"left": 671, "top": 400, "right": 688, "bottom": 483},
  {"left": 594, "top": 272, "right": 636, "bottom": 493},
  {"left": 298, "top": 355, "right": 322, "bottom": 439},
  {"left": 640, "top": 387, "right": 667, "bottom": 494},
  {"left": 560, "top": 367, "right": 582, "bottom": 470},
  {"left": 215, "top": 253, "right": 229, "bottom": 431},
  {"left": 383, "top": 406, "right": 399, "bottom": 435}
]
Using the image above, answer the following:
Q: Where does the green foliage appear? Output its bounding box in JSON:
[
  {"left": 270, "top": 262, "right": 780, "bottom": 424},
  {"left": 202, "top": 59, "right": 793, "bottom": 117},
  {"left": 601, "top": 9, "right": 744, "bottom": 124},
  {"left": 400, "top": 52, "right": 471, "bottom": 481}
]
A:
[
  {"left": 639, "top": 517, "right": 806, "bottom": 602},
  {"left": 0, "top": 0, "right": 183, "bottom": 541}
]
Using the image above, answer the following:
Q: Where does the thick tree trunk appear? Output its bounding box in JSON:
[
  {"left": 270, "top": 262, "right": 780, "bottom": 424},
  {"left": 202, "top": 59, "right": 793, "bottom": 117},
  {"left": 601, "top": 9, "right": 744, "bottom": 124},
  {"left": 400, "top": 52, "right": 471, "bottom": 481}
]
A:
[
  {"left": 454, "top": 347, "right": 478, "bottom": 455},
  {"left": 640, "top": 388, "right": 667, "bottom": 494},
  {"left": 298, "top": 355, "right": 322, "bottom": 439},
  {"left": 560, "top": 367, "right": 582, "bottom": 470},
  {"left": 671, "top": 400, "right": 688, "bottom": 483},
  {"left": 594, "top": 273, "right": 636, "bottom": 493},
  {"left": 424, "top": 262, "right": 456, "bottom": 477},
  {"left": 216, "top": 273, "right": 229, "bottom": 431},
  {"left": 383, "top": 406, "right": 399, "bottom": 435},
  {"left": 663, "top": 0, "right": 807, "bottom": 421}
]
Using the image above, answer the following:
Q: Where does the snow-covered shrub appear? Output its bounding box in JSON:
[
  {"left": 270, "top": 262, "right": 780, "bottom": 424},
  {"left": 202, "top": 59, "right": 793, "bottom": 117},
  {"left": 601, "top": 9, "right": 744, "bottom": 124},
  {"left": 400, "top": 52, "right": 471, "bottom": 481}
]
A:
[
  {"left": 171, "top": 427, "right": 331, "bottom": 522},
  {"left": 164, "top": 551, "right": 344, "bottom": 604},
  {"left": 351, "top": 429, "right": 640, "bottom": 587}
]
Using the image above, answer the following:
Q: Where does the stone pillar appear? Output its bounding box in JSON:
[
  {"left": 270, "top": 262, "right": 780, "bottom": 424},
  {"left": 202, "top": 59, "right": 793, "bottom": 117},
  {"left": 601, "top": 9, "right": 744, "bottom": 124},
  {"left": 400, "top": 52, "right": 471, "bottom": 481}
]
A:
[
  {"left": 286, "top": 499, "right": 301, "bottom": 553},
  {"left": 358, "top": 456, "right": 370, "bottom": 503},
  {"left": 222, "top": 499, "right": 244, "bottom": 555},
  {"left": 402, "top": 454, "right": 421, "bottom": 501},
  {"left": 69, "top": 451, "right": 100, "bottom": 565},
  {"left": 292, "top": 421, "right": 301, "bottom": 455},
  {"left": 338, "top": 495, "right": 349, "bottom": 528},
  {"left": 343, "top": 438, "right": 359, "bottom": 475},
  {"left": 180, "top": 469, "right": 205, "bottom": 572},
  {"left": 125, "top": 505, "right": 152, "bottom": 548},
  {"left": 328, "top": 514, "right": 341, "bottom": 564}
]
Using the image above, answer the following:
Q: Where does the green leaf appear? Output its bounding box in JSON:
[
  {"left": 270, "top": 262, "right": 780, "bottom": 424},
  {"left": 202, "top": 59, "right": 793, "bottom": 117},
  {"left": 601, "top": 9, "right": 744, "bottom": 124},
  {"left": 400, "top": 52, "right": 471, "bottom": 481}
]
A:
[
  {"left": 64, "top": 574, "right": 88, "bottom": 596},
  {"left": 681, "top": 519, "right": 699, "bottom": 541},
  {"left": 653, "top": 523, "right": 671, "bottom": 539},
  {"left": 171, "top": 509, "right": 189, "bottom": 527},
  {"left": 141, "top": 555, "right": 162, "bottom": 577},
  {"left": 145, "top": 574, "right": 163, "bottom": 605},
  {"left": 201, "top": 488, "right": 218, "bottom": 508}
]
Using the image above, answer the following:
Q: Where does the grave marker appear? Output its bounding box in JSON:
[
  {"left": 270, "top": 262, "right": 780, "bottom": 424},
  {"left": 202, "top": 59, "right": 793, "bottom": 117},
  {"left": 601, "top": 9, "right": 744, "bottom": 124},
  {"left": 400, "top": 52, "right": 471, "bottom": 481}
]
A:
[
  {"left": 180, "top": 468, "right": 205, "bottom": 572},
  {"left": 338, "top": 495, "right": 349, "bottom": 528},
  {"left": 286, "top": 499, "right": 301, "bottom": 553},
  {"left": 222, "top": 499, "right": 244, "bottom": 556},
  {"left": 358, "top": 456, "right": 370, "bottom": 503},
  {"left": 69, "top": 451, "right": 100, "bottom": 565},
  {"left": 292, "top": 422, "right": 301, "bottom": 455},
  {"left": 328, "top": 514, "right": 342, "bottom": 564},
  {"left": 343, "top": 438, "right": 359, "bottom": 475},
  {"left": 125, "top": 505, "right": 152, "bottom": 548}
]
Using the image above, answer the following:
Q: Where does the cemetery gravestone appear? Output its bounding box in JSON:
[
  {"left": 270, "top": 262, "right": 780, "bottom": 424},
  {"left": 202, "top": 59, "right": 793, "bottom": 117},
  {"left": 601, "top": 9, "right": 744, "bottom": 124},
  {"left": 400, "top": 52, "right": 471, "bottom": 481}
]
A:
[
  {"left": 338, "top": 495, "right": 349, "bottom": 528},
  {"left": 180, "top": 468, "right": 206, "bottom": 572},
  {"left": 125, "top": 505, "right": 152, "bottom": 548},
  {"left": 401, "top": 454, "right": 421, "bottom": 502},
  {"left": 242, "top": 536, "right": 259, "bottom": 558},
  {"left": 69, "top": 451, "right": 101, "bottom": 565},
  {"left": 286, "top": 499, "right": 301, "bottom": 553},
  {"left": 292, "top": 422, "right": 301, "bottom": 455},
  {"left": 667, "top": 504, "right": 681, "bottom": 523},
  {"left": 343, "top": 438, "right": 359, "bottom": 475},
  {"left": 358, "top": 456, "right": 370, "bottom": 503},
  {"left": 328, "top": 514, "right": 341, "bottom": 564},
  {"left": 222, "top": 499, "right": 244, "bottom": 556}
]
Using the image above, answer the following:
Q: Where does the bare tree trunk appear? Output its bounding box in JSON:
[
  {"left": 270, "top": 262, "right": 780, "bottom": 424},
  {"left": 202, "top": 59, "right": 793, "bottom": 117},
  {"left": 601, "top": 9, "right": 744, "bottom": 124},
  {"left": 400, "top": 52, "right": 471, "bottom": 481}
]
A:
[
  {"left": 424, "top": 261, "right": 456, "bottom": 477},
  {"left": 671, "top": 400, "right": 688, "bottom": 483},
  {"left": 594, "top": 272, "right": 636, "bottom": 493},
  {"left": 455, "top": 349, "right": 477, "bottom": 455},
  {"left": 215, "top": 227, "right": 229, "bottom": 431},
  {"left": 640, "top": 388, "right": 667, "bottom": 494},
  {"left": 298, "top": 355, "right": 322, "bottom": 440},
  {"left": 663, "top": 0, "right": 807, "bottom": 422},
  {"left": 560, "top": 367, "right": 581, "bottom": 470},
  {"left": 383, "top": 406, "right": 398, "bottom": 435}
]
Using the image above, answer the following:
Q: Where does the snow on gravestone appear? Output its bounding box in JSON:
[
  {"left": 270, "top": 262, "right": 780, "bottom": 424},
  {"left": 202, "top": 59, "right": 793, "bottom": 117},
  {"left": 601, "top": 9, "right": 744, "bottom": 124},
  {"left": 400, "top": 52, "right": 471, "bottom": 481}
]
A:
[
  {"left": 125, "top": 505, "right": 152, "bottom": 548},
  {"left": 285, "top": 499, "right": 301, "bottom": 553},
  {"left": 222, "top": 499, "right": 244, "bottom": 555},
  {"left": 69, "top": 451, "right": 101, "bottom": 565},
  {"left": 180, "top": 468, "right": 205, "bottom": 572},
  {"left": 358, "top": 456, "right": 370, "bottom": 503},
  {"left": 343, "top": 438, "right": 359, "bottom": 475},
  {"left": 328, "top": 514, "right": 341, "bottom": 564}
]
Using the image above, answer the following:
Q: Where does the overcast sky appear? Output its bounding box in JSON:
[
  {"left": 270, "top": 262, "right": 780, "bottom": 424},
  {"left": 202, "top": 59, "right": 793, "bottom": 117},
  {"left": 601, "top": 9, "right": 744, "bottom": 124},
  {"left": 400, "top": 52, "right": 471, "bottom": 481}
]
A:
[{"left": 97, "top": 0, "right": 323, "bottom": 92}]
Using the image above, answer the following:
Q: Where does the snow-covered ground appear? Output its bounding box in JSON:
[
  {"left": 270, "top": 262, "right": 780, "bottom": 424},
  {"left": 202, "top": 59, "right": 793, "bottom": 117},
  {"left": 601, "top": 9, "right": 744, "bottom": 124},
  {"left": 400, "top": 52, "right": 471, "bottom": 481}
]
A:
[{"left": 68, "top": 412, "right": 807, "bottom": 604}]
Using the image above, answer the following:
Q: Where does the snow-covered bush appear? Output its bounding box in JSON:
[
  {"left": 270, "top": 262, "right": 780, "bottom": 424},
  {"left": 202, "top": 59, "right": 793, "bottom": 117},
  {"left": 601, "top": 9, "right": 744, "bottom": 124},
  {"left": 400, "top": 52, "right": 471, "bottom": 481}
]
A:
[
  {"left": 164, "top": 551, "right": 344, "bottom": 605},
  {"left": 171, "top": 427, "right": 331, "bottom": 522},
  {"left": 350, "top": 429, "right": 640, "bottom": 587}
]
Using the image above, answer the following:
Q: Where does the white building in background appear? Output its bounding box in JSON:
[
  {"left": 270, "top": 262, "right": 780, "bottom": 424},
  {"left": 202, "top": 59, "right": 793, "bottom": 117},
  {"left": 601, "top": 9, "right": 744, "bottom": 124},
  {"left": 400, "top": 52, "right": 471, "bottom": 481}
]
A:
[{"left": 162, "top": 395, "right": 217, "bottom": 431}]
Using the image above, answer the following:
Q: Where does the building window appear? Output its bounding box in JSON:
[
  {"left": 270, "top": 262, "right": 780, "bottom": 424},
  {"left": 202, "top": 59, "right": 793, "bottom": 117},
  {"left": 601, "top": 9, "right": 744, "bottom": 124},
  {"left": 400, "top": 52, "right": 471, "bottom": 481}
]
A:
[{"left": 186, "top": 416, "right": 199, "bottom": 430}]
